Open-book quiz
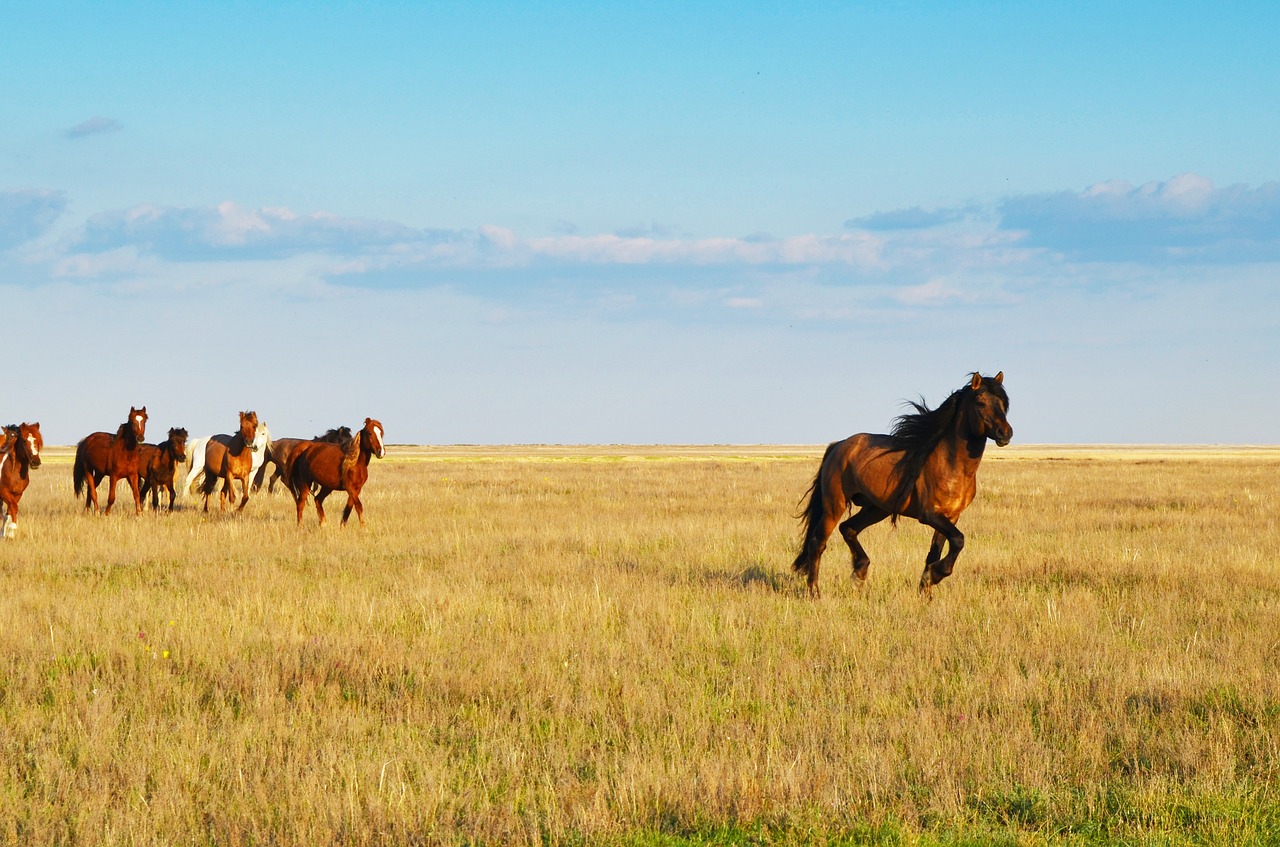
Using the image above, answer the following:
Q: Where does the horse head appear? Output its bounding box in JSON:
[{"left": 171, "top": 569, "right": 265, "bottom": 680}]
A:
[
  {"left": 251, "top": 420, "right": 271, "bottom": 454},
  {"left": 363, "top": 418, "right": 387, "bottom": 459},
  {"left": 13, "top": 423, "right": 42, "bottom": 469},
  {"left": 238, "top": 411, "right": 260, "bottom": 450},
  {"left": 129, "top": 406, "right": 148, "bottom": 441},
  {"left": 966, "top": 371, "right": 1012, "bottom": 447},
  {"left": 168, "top": 427, "right": 189, "bottom": 463}
]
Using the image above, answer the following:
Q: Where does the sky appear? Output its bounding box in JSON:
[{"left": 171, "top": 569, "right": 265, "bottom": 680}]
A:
[{"left": 3, "top": 1, "right": 1278, "bottom": 445}]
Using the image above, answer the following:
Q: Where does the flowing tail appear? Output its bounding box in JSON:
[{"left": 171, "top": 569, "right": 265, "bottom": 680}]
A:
[
  {"left": 73, "top": 441, "right": 87, "bottom": 496},
  {"left": 791, "top": 441, "right": 838, "bottom": 579},
  {"left": 200, "top": 462, "right": 220, "bottom": 497}
]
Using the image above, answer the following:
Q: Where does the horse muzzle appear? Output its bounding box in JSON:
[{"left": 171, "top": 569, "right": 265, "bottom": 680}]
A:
[
  {"left": 993, "top": 426, "right": 1013, "bottom": 447},
  {"left": 29, "top": 456, "right": 41, "bottom": 469}
]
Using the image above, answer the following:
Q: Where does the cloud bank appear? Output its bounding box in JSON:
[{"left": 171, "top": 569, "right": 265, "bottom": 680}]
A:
[
  {"left": 999, "top": 173, "right": 1280, "bottom": 262},
  {"left": 0, "top": 188, "right": 68, "bottom": 250},
  {"left": 4, "top": 173, "right": 1277, "bottom": 320}
]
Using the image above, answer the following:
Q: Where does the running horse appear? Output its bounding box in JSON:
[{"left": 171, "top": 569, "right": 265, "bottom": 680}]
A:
[
  {"left": 290, "top": 418, "right": 386, "bottom": 526},
  {"left": 252, "top": 426, "right": 352, "bottom": 495},
  {"left": 183, "top": 421, "right": 271, "bottom": 499},
  {"left": 138, "top": 427, "right": 189, "bottom": 511},
  {"left": 1, "top": 422, "right": 44, "bottom": 539},
  {"left": 73, "top": 406, "right": 149, "bottom": 514},
  {"left": 792, "top": 372, "right": 1012, "bottom": 599},
  {"left": 200, "top": 411, "right": 261, "bottom": 512}
]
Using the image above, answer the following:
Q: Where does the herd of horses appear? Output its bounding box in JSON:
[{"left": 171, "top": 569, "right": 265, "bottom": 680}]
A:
[
  {"left": 0, "top": 409, "right": 387, "bottom": 539},
  {"left": 2, "top": 372, "right": 1012, "bottom": 598}
]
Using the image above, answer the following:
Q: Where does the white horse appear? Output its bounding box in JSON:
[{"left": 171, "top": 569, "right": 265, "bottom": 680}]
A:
[{"left": 183, "top": 421, "right": 271, "bottom": 498}]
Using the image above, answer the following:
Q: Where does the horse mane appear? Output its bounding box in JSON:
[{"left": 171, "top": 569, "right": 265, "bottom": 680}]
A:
[
  {"left": 111, "top": 421, "right": 139, "bottom": 448},
  {"left": 316, "top": 426, "right": 353, "bottom": 444},
  {"left": 884, "top": 375, "right": 1010, "bottom": 516},
  {"left": 339, "top": 427, "right": 362, "bottom": 477}
]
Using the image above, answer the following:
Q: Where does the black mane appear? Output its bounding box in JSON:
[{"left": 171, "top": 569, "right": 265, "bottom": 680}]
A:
[{"left": 884, "top": 375, "right": 1009, "bottom": 515}]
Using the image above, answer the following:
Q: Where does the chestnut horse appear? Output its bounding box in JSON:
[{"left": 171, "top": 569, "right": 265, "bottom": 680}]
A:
[
  {"left": 183, "top": 421, "right": 271, "bottom": 499},
  {"left": 138, "top": 427, "right": 189, "bottom": 511},
  {"left": 1, "top": 423, "right": 44, "bottom": 539},
  {"left": 792, "top": 372, "right": 1012, "bottom": 598},
  {"left": 73, "top": 406, "right": 149, "bottom": 514},
  {"left": 290, "top": 418, "right": 385, "bottom": 526},
  {"left": 200, "top": 411, "right": 261, "bottom": 512},
  {"left": 252, "top": 426, "right": 352, "bottom": 495}
]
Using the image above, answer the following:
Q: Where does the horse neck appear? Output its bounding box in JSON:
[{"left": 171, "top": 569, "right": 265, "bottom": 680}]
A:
[
  {"left": 160, "top": 440, "right": 180, "bottom": 466},
  {"left": 343, "top": 435, "right": 369, "bottom": 471},
  {"left": 115, "top": 423, "right": 139, "bottom": 450},
  {"left": 938, "top": 406, "right": 987, "bottom": 471}
]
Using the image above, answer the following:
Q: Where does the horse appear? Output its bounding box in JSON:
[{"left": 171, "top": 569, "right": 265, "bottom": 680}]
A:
[
  {"left": 137, "top": 427, "right": 189, "bottom": 511},
  {"left": 791, "top": 372, "right": 1012, "bottom": 599},
  {"left": 199, "top": 411, "right": 261, "bottom": 512},
  {"left": 73, "top": 406, "right": 149, "bottom": 515},
  {"left": 1, "top": 423, "right": 44, "bottom": 539},
  {"left": 290, "top": 418, "right": 385, "bottom": 526},
  {"left": 183, "top": 421, "right": 271, "bottom": 497},
  {"left": 252, "top": 426, "right": 352, "bottom": 495}
]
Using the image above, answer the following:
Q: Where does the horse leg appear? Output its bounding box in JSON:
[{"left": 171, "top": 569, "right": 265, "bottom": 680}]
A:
[
  {"left": 294, "top": 485, "right": 309, "bottom": 524},
  {"left": 235, "top": 475, "right": 251, "bottom": 512},
  {"left": 1, "top": 496, "right": 15, "bottom": 539},
  {"left": 341, "top": 491, "right": 364, "bottom": 527},
  {"left": 128, "top": 473, "right": 143, "bottom": 515},
  {"left": 918, "top": 514, "right": 964, "bottom": 598},
  {"left": 314, "top": 490, "right": 330, "bottom": 526},
  {"left": 84, "top": 471, "right": 101, "bottom": 512},
  {"left": 839, "top": 505, "right": 889, "bottom": 583},
  {"left": 104, "top": 475, "right": 120, "bottom": 515}
]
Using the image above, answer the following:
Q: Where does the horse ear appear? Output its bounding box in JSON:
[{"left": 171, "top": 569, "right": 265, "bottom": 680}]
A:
[
  {"left": 994, "top": 371, "right": 1004, "bottom": 384},
  {"left": 365, "top": 417, "right": 372, "bottom": 426},
  {"left": 970, "top": 372, "right": 983, "bottom": 390}
]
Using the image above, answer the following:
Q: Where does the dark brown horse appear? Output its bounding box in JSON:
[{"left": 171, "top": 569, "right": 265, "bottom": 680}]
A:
[
  {"left": 252, "top": 426, "right": 352, "bottom": 495},
  {"left": 792, "top": 372, "right": 1011, "bottom": 598},
  {"left": 1, "top": 423, "right": 44, "bottom": 539},
  {"left": 200, "top": 411, "right": 260, "bottom": 512},
  {"left": 73, "top": 406, "right": 149, "bottom": 514},
  {"left": 290, "top": 418, "right": 385, "bottom": 526},
  {"left": 138, "top": 427, "right": 189, "bottom": 511}
]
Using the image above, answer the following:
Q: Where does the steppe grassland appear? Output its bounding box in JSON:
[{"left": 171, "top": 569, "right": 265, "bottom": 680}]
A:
[{"left": 1, "top": 444, "right": 1279, "bottom": 845}]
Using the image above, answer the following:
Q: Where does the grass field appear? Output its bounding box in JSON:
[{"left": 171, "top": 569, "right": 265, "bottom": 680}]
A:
[{"left": 2, "top": 444, "right": 1279, "bottom": 845}]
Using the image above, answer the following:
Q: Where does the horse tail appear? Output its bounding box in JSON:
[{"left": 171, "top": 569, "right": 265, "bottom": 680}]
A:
[
  {"left": 791, "top": 441, "right": 839, "bottom": 578},
  {"left": 199, "top": 459, "right": 219, "bottom": 497},
  {"left": 73, "top": 441, "right": 87, "bottom": 496}
]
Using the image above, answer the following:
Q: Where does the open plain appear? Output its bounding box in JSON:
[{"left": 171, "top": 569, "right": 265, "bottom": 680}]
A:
[{"left": 1, "top": 444, "right": 1278, "bottom": 845}]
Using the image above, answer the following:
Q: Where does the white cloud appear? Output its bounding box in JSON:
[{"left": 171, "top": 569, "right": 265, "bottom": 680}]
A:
[
  {"left": 998, "top": 173, "right": 1280, "bottom": 262},
  {"left": 74, "top": 201, "right": 434, "bottom": 260},
  {"left": 0, "top": 188, "right": 67, "bottom": 249}
]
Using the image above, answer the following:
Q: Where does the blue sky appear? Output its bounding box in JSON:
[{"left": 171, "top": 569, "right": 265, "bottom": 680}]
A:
[{"left": 3, "top": 1, "right": 1278, "bottom": 444}]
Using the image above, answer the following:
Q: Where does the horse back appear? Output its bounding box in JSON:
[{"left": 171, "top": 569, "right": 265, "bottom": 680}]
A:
[
  {"left": 205, "top": 434, "right": 253, "bottom": 477},
  {"left": 294, "top": 441, "right": 346, "bottom": 491},
  {"left": 136, "top": 444, "right": 160, "bottom": 480},
  {"left": 77, "top": 431, "right": 121, "bottom": 474}
]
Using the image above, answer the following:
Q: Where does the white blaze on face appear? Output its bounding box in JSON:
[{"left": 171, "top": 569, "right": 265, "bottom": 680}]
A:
[
  {"left": 27, "top": 434, "right": 39, "bottom": 458},
  {"left": 373, "top": 426, "right": 385, "bottom": 458}
]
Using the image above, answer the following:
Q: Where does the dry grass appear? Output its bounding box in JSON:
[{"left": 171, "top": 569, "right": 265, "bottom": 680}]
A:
[{"left": 2, "top": 444, "right": 1279, "bottom": 845}]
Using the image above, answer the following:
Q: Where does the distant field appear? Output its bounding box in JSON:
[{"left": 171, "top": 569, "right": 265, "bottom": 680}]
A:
[{"left": 2, "top": 445, "right": 1278, "bottom": 845}]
